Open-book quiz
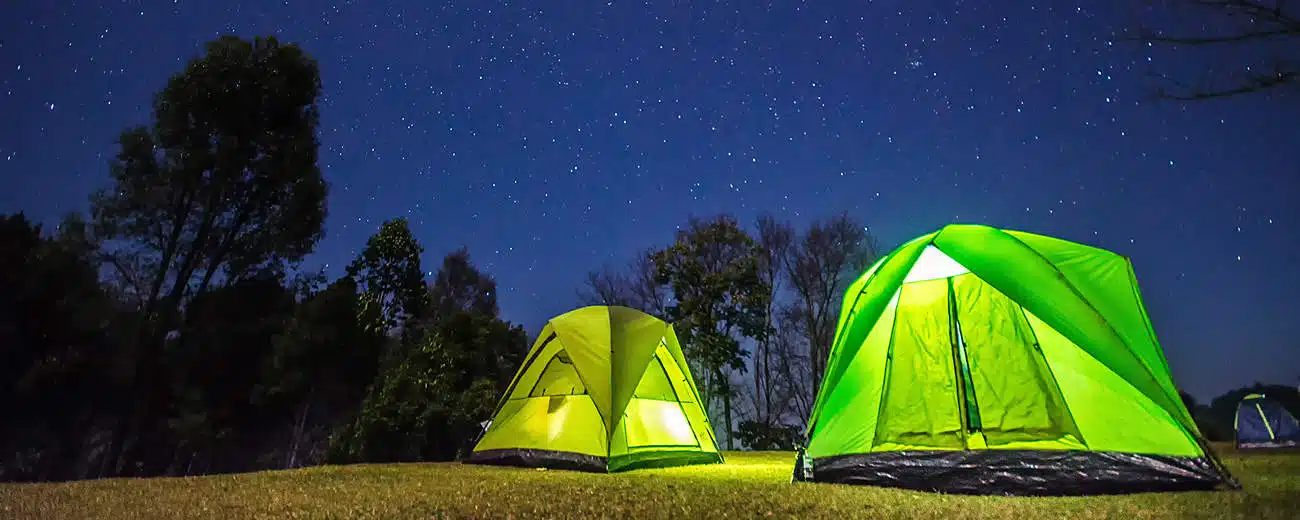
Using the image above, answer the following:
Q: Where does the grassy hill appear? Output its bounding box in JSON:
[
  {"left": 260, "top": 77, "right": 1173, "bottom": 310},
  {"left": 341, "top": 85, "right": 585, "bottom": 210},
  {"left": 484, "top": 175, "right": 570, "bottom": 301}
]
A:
[{"left": 2, "top": 447, "right": 1298, "bottom": 519}]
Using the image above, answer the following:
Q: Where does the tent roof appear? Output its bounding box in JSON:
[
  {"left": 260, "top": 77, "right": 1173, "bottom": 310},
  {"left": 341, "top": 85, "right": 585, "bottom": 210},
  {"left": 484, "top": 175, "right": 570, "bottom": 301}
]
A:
[{"left": 532, "top": 305, "right": 703, "bottom": 437}]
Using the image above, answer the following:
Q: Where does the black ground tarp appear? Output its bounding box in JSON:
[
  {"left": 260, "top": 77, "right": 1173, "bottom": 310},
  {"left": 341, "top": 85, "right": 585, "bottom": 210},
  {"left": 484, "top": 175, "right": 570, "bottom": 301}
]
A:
[
  {"left": 467, "top": 448, "right": 607, "bottom": 473},
  {"left": 798, "top": 449, "right": 1228, "bottom": 496}
]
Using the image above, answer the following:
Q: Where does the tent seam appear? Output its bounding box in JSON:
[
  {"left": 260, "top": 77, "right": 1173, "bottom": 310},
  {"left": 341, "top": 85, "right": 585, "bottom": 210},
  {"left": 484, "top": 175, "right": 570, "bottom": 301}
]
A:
[{"left": 991, "top": 230, "right": 1180, "bottom": 417}]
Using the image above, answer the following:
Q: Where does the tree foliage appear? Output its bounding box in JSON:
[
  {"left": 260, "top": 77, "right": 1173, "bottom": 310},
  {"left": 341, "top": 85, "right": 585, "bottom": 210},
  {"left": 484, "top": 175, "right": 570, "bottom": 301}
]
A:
[
  {"left": 259, "top": 276, "right": 387, "bottom": 468},
  {"left": 90, "top": 35, "right": 328, "bottom": 476},
  {"left": 346, "top": 218, "right": 428, "bottom": 331},
  {"left": 426, "top": 247, "right": 499, "bottom": 323},
  {"left": 651, "top": 215, "right": 770, "bottom": 449},
  {"left": 733, "top": 419, "right": 801, "bottom": 451},
  {"left": 0, "top": 214, "right": 116, "bottom": 481},
  {"left": 328, "top": 311, "right": 527, "bottom": 463},
  {"left": 165, "top": 274, "right": 296, "bottom": 475}
]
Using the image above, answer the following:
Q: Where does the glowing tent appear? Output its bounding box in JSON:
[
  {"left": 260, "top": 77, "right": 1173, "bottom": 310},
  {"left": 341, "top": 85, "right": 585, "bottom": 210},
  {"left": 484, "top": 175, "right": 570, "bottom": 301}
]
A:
[
  {"left": 469, "top": 305, "right": 722, "bottom": 472},
  {"left": 794, "top": 224, "right": 1236, "bottom": 495}
]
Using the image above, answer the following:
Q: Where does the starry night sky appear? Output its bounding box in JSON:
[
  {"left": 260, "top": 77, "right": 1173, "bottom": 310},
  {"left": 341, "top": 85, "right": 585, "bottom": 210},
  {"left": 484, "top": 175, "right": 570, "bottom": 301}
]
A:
[{"left": 2, "top": 1, "right": 1296, "bottom": 401}]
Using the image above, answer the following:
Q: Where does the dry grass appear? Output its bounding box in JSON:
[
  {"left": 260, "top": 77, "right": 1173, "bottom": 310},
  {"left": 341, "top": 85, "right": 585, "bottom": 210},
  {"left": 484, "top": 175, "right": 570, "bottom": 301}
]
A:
[{"left": 2, "top": 446, "right": 1297, "bottom": 519}]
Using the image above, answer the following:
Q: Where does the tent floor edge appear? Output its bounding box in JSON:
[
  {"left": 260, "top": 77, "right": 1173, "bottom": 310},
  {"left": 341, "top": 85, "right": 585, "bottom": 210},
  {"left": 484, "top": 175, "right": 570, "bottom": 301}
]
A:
[
  {"left": 806, "top": 450, "right": 1227, "bottom": 496},
  {"left": 1236, "top": 440, "right": 1300, "bottom": 450},
  {"left": 466, "top": 449, "right": 608, "bottom": 473},
  {"left": 608, "top": 450, "right": 723, "bottom": 472}
]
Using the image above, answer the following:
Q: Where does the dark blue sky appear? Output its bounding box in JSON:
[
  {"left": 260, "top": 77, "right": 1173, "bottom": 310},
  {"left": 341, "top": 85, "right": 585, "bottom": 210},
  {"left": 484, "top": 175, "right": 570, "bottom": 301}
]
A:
[{"left": 2, "top": 1, "right": 1296, "bottom": 401}]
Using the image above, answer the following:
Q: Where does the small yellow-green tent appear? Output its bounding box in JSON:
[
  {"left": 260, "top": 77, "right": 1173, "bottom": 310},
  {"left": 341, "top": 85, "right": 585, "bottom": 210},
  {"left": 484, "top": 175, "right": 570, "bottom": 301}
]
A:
[{"left": 469, "top": 305, "right": 722, "bottom": 472}]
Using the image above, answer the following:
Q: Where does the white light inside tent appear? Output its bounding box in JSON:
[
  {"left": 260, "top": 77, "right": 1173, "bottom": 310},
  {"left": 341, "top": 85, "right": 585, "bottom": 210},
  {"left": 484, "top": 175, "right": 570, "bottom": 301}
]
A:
[{"left": 902, "top": 245, "right": 972, "bottom": 283}]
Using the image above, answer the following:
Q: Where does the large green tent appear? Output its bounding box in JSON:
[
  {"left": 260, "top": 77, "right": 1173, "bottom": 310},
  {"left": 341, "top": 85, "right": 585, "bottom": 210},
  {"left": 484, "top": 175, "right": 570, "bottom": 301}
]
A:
[
  {"left": 794, "top": 224, "right": 1236, "bottom": 495},
  {"left": 469, "top": 305, "right": 722, "bottom": 472}
]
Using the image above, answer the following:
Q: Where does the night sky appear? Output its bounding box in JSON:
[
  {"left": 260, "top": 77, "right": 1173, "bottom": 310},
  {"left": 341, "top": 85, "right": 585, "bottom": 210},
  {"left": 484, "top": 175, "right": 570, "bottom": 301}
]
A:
[{"left": 2, "top": 1, "right": 1296, "bottom": 401}]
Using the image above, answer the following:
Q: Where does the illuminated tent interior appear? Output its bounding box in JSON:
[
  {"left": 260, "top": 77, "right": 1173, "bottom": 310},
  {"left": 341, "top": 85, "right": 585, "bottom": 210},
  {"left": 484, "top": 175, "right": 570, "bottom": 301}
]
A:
[{"left": 469, "top": 305, "right": 722, "bottom": 472}]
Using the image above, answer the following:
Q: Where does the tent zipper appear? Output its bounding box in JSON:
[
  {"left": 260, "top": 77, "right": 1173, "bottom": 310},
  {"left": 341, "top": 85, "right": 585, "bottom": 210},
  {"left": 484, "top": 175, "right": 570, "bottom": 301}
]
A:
[{"left": 947, "top": 278, "right": 982, "bottom": 439}]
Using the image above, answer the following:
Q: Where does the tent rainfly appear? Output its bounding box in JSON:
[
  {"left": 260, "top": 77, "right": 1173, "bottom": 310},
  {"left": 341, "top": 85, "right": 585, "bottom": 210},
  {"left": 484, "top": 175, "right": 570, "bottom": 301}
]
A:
[
  {"left": 468, "top": 305, "right": 722, "bottom": 472},
  {"left": 1235, "top": 394, "right": 1300, "bottom": 450},
  {"left": 794, "top": 224, "right": 1237, "bottom": 495}
]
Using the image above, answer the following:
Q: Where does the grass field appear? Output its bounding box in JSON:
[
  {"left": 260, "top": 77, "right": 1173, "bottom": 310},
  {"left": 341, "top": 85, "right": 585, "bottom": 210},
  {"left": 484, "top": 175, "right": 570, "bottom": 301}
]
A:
[{"left": 2, "top": 446, "right": 1298, "bottom": 519}]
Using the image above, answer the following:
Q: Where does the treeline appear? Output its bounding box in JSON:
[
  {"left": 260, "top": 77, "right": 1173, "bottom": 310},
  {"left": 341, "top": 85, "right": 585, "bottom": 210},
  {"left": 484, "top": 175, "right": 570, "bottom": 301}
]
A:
[
  {"left": 1, "top": 35, "right": 1292, "bottom": 483},
  {"left": 0, "top": 36, "right": 528, "bottom": 481}
]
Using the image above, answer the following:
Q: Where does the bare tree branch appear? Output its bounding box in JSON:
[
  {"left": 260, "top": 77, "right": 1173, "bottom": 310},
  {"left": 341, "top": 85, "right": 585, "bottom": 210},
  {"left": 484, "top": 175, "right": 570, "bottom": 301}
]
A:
[
  {"left": 1159, "top": 68, "right": 1298, "bottom": 99},
  {"left": 1130, "top": 0, "right": 1300, "bottom": 101}
]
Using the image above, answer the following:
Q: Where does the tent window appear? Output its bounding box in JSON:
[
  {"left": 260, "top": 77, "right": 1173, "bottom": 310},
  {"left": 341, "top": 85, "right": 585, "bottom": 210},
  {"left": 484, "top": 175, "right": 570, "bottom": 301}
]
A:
[
  {"left": 634, "top": 355, "right": 678, "bottom": 401},
  {"left": 528, "top": 352, "right": 588, "bottom": 397}
]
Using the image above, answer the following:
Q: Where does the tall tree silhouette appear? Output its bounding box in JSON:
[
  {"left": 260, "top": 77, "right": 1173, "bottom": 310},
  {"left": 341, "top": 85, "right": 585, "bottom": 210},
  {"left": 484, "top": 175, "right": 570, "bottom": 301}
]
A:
[{"left": 91, "top": 35, "right": 328, "bottom": 476}]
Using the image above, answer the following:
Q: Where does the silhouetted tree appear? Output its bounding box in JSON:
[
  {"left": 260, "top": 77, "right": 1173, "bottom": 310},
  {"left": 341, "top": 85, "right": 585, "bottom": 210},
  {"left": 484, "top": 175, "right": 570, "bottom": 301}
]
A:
[
  {"left": 91, "top": 35, "right": 328, "bottom": 476},
  {"left": 1181, "top": 390, "right": 1200, "bottom": 412},
  {"left": 784, "top": 214, "right": 877, "bottom": 396},
  {"left": 751, "top": 214, "right": 794, "bottom": 425},
  {"left": 346, "top": 218, "right": 428, "bottom": 332},
  {"left": 576, "top": 248, "right": 668, "bottom": 316},
  {"left": 0, "top": 213, "right": 115, "bottom": 481},
  {"left": 576, "top": 266, "right": 634, "bottom": 307},
  {"left": 329, "top": 246, "right": 526, "bottom": 463},
  {"left": 260, "top": 276, "right": 386, "bottom": 469},
  {"left": 771, "top": 303, "right": 814, "bottom": 422},
  {"left": 651, "top": 215, "right": 770, "bottom": 450},
  {"left": 165, "top": 274, "right": 296, "bottom": 475},
  {"left": 328, "top": 311, "right": 527, "bottom": 463},
  {"left": 426, "top": 247, "right": 499, "bottom": 323}
]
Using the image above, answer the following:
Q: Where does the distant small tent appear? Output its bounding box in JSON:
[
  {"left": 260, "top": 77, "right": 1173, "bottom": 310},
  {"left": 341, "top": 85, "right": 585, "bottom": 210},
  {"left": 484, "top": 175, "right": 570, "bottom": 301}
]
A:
[
  {"left": 468, "top": 305, "right": 722, "bottom": 472},
  {"left": 795, "top": 224, "right": 1236, "bottom": 495},
  {"left": 1235, "top": 394, "right": 1300, "bottom": 449}
]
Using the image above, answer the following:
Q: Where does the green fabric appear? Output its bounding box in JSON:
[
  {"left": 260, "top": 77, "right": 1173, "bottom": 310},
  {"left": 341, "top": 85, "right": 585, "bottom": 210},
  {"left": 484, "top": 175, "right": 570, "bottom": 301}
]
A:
[
  {"left": 633, "top": 357, "right": 678, "bottom": 400},
  {"left": 808, "top": 232, "right": 935, "bottom": 432},
  {"left": 1024, "top": 309, "right": 1196, "bottom": 455},
  {"left": 1001, "top": 230, "right": 1198, "bottom": 435},
  {"left": 874, "top": 278, "right": 964, "bottom": 450},
  {"left": 475, "top": 395, "right": 609, "bottom": 456},
  {"left": 549, "top": 307, "right": 614, "bottom": 428},
  {"left": 609, "top": 306, "right": 671, "bottom": 434},
  {"left": 806, "top": 225, "right": 1210, "bottom": 460},
  {"left": 807, "top": 289, "right": 900, "bottom": 455},
  {"left": 664, "top": 325, "right": 707, "bottom": 405},
  {"left": 951, "top": 274, "right": 1081, "bottom": 447},
  {"left": 473, "top": 305, "right": 721, "bottom": 471}
]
